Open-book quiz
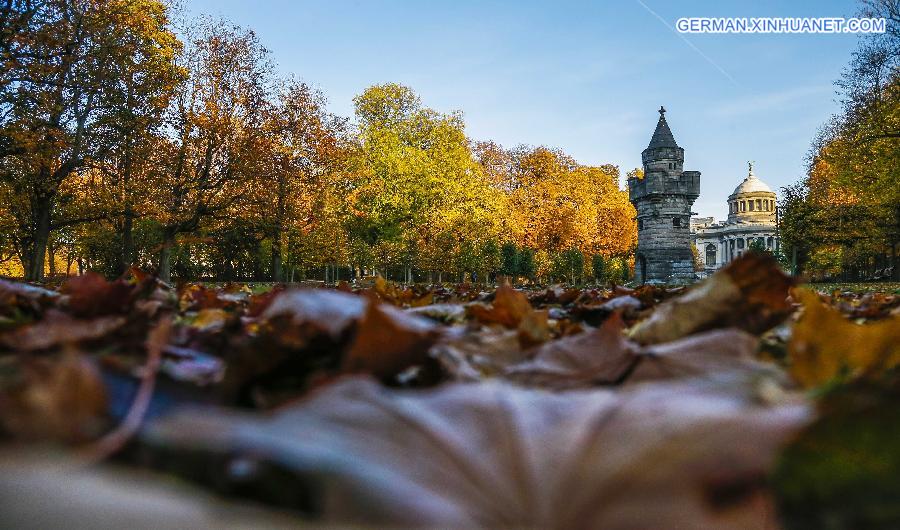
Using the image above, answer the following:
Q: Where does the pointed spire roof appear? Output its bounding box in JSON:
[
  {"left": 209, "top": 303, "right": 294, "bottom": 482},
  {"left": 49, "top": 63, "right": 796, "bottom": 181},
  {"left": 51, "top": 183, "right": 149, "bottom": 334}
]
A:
[{"left": 646, "top": 106, "right": 679, "bottom": 149}]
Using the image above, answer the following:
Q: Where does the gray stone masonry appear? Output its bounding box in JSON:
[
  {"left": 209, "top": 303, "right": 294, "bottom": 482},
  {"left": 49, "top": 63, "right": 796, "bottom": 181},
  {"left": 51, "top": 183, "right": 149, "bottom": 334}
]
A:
[{"left": 628, "top": 107, "right": 700, "bottom": 284}]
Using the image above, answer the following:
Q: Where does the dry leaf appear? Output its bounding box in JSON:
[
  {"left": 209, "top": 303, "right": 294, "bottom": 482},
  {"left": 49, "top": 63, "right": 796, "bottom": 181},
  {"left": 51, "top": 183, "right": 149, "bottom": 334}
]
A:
[
  {"left": 630, "top": 253, "right": 794, "bottom": 345},
  {"left": 467, "top": 283, "right": 532, "bottom": 328},
  {"left": 505, "top": 313, "right": 638, "bottom": 389},
  {"left": 341, "top": 302, "right": 442, "bottom": 380},
  {"left": 143, "top": 376, "right": 811, "bottom": 529},
  {"left": 0, "top": 310, "right": 125, "bottom": 351},
  {"left": 629, "top": 328, "right": 775, "bottom": 383},
  {"left": 0, "top": 352, "right": 108, "bottom": 443},
  {"left": 789, "top": 288, "right": 900, "bottom": 387}
]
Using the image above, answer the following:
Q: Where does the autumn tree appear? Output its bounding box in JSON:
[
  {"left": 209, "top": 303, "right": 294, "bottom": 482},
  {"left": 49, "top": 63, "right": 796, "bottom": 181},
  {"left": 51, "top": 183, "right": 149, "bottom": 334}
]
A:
[
  {"left": 349, "top": 84, "right": 505, "bottom": 281},
  {"left": 0, "top": 0, "right": 182, "bottom": 280},
  {"left": 783, "top": 2, "right": 899, "bottom": 279},
  {"left": 506, "top": 146, "right": 636, "bottom": 278},
  {"left": 148, "top": 21, "right": 271, "bottom": 282},
  {"left": 256, "top": 80, "right": 350, "bottom": 281}
]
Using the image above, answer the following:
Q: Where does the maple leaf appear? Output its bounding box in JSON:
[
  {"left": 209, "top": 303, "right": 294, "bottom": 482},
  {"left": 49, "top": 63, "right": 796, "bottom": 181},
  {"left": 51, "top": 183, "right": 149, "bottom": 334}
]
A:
[{"left": 341, "top": 301, "right": 442, "bottom": 380}]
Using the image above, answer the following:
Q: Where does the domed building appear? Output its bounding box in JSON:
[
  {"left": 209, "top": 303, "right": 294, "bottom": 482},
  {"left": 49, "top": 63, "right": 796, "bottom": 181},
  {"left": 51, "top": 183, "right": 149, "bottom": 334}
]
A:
[{"left": 692, "top": 162, "right": 779, "bottom": 274}]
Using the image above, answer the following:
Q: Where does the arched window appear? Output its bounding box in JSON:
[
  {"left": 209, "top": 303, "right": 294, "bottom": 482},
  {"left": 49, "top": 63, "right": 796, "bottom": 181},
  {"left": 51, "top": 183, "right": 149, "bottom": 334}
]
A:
[
  {"left": 673, "top": 217, "right": 681, "bottom": 228},
  {"left": 705, "top": 244, "right": 716, "bottom": 266}
]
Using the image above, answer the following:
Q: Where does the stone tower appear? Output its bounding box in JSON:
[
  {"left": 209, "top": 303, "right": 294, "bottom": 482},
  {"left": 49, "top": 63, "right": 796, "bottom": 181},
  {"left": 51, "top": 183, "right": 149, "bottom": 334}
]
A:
[{"left": 628, "top": 107, "right": 700, "bottom": 283}]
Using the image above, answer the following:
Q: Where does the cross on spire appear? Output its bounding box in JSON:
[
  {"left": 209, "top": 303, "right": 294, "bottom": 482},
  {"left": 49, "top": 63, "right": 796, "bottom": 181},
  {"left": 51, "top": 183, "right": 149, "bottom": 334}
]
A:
[{"left": 659, "top": 105, "right": 666, "bottom": 116}]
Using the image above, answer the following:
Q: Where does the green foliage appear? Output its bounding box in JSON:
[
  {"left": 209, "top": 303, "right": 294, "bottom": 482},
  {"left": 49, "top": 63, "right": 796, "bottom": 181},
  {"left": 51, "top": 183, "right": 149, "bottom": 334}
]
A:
[
  {"left": 748, "top": 239, "right": 769, "bottom": 254},
  {"left": 518, "top": 247, "right": 536, "bottom": 280},
  {"left": 551, "top": 248, "right": 584, "bottom": 284},
  {"left": 592, "top": 254, "right": 606, "bottom": 283},
  {"left": 500, "top": 242, "right": 519, "bottom": 278}
]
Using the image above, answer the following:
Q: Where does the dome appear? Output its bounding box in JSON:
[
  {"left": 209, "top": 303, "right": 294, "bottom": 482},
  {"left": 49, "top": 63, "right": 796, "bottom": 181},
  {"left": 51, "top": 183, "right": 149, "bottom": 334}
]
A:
[{"left": 731, "top": 163, "right": 773, "bottom": 196}]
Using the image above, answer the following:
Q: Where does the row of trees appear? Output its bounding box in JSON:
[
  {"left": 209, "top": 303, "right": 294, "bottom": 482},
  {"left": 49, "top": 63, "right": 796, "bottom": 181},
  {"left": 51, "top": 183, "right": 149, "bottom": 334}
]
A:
[
  {"left": 0, "top": 0, "right": 637, "bottom": 284},
  {"left": 779, "top": 0, "right": 899, "bottom": 281}
]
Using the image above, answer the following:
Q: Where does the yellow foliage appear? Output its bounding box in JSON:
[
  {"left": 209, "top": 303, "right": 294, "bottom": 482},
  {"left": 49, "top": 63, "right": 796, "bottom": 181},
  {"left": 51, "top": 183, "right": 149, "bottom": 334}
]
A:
[{"left": 789, "top": 288, "right": 900, "bottom": 387}]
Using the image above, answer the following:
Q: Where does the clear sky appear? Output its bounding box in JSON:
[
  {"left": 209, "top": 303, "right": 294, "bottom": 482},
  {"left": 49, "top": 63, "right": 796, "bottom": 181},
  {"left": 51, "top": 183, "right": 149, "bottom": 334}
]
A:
[{"left": 183, "top": 0, "right": 866, "bottom": 220}]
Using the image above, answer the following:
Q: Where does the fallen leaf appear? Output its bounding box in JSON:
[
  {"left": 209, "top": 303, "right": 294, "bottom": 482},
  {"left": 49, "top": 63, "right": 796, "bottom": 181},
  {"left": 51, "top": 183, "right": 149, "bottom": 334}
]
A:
[
  {"left": 788, "top": 288, "right": 900, "bottom": 387},
  {"left": 341, "top": 302, "right": 442, "bottom": 380},
  {"left": 259, "top": 289, "right": 366, "bottom": 343},
  {"left": 629, "top": 253, "right": 794, "bottom": 345},
  {"left": 143, "top": 376, "right": 811, "bottom": 529},
  {"left": 629, "top": 329, "right": 775, "bottom": 383},
  {"left": 0, "top": 310, "right": 125, "bottom": 351},
  {"left": 505, "top": 313, "right": 638, "bottom": 389},
  {"left": 61, "top": 272, "right": 134, "bottom": 317},
  {"left": 0, "top": 351, "right": 108, "bottom": 443},
  {"left": 190, "top": 308, "right": 230, "bottom": 332},
  {"left": 517, "top": 309, "right": 550, "bottom": 348},
  {"left": 431, "top": 327, "right": 527, "bottom": 379},
  {"left": 467, "top": 283, "right": 532, "bottom": 328}
]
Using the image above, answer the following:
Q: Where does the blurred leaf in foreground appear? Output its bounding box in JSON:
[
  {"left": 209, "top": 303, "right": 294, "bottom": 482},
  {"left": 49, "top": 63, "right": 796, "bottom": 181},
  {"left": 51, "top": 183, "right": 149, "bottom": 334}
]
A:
[
  {"left": 789, "top": 289, "right": 900, "bottom": 388},
  {"left": 143, "top": 376, "right": 810, "bottom": 529},
  {"left": 773, "top": 376, "right": 900, "bottom": 529}
]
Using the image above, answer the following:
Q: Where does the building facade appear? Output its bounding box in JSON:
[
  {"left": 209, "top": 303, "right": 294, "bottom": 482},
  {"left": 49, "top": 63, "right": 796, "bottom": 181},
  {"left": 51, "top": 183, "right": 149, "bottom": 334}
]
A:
[
  {"left": 692, "top": 162, "right": 779, "bottom": 275},
  {"left": 628, "top": 107, "right": 700, "bottom": 283}
]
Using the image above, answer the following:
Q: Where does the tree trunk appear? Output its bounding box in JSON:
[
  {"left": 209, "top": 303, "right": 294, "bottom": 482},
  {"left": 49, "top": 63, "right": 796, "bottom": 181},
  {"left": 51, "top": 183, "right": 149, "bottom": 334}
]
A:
[
  {"left": 120, "top": 207, "right": 134, "bottom": 275},
  {"left": 159, "top": 231, "right": 176, "bottom": 283},
  {"left": 26, "top": 195, "right": 53, "bottom": 281},
  {"left": 47, "top": 240, "right": 57, "bottom": 277},
  {"left": 271, "top": 233, "right": 283, "bottom": 282}
]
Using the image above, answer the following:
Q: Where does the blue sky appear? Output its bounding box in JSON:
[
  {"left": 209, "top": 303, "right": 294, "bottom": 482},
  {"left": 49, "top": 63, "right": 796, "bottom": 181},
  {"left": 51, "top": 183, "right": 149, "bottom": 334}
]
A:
[{"left": 184, "top": 0, "right": 866, "bottom": 219}]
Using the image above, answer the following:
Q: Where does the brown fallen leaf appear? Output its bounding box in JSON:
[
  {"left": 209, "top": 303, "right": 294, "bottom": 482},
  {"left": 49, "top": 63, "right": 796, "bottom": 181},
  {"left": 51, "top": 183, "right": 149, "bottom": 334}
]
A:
[
  {"left": 629, "top": 328, "right": 777, "bottom": 384},
  {"left": 61, "top": 272, "right": 135, "bottom": 317},
  {"left": 629, "top": 252, "right": 794, "bottom": 345},
  {"left": 467, "top": 283, "right": 532, "bottom": 328},
  {"left": 0, "top": 310, "right": 125, "bottom": 351},
  {"left": 0, "top": 351, "right": 108, "bottom": 443},
  {"left": 341, "top": 301, "right": 442, "bottom": 380},
  {"left": 517, "top": 308, "right": 551, "bottom": 348},
  {"left": 0, "top": 279, "right": 58, "bottom": 318},
  {"left": 190, "top": 308, "right": 230, "bottom": 332},
  {"left": 143, "top": 376, "right": 811, "bottom": 529},
  {"left": 259, "top": 289, "right": 367, "bottom": 344},
  {"left": 789, "top": 288, "right": 900, "bottom": 388},
  {"left": 504, "top": 313, "right": 638, "bottom": 389},
  {"left": 431, "top": 327, "right": 527, "bottom": 380}
]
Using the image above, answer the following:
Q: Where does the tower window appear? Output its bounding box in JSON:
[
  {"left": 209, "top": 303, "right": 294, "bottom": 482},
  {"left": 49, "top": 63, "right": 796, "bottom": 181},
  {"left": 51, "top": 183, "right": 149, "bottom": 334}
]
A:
[{"left": 673, "top": 217, "right": 681, "bottom": 228}]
